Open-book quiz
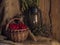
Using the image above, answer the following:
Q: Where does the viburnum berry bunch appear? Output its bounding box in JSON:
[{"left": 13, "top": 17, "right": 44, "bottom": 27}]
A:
[{"left": 9, "top": 22, "right": 28, "bottom": 31}]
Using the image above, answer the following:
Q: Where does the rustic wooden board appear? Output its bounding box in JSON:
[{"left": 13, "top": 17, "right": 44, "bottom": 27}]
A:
[
  {"left": 38, "top": 0, "right": 52, "bottom": 37},
  {"left": 51, "top": 0, "right": 60, "bottom": 41},
  {"left": 38, "top": 0, "right": 60, "bottom": 41}
]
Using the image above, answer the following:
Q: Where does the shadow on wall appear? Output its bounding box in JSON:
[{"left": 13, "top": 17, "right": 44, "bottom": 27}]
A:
[
  {"left": 0, "top": 0, "right": 2, "bottom": 3},
  {"left": 0, "top": 0, "right": 5, "bottom": 24},
  {"left": 0, "top": 7, "right": 5, "bottom": 24},
  {"left": 0, "top": 0, "right": 5, "bottom": 35}
]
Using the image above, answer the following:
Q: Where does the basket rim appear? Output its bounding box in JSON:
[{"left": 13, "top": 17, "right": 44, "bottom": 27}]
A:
[{"left": 6, "top": 18, "right": 23, "bottom": 31}]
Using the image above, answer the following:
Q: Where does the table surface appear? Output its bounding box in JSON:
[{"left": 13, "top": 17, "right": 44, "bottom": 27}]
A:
[{"left": 0, "top": 35, "right": 60, "bottom": 45}]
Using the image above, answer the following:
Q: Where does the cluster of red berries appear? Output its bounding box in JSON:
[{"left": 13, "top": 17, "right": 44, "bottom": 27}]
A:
[{"left": 9, "top": 22, "right": 28, "bottom": 31}]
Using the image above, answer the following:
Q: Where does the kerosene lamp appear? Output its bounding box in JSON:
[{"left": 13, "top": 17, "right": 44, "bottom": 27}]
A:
[{"left": 24, "top": 5, "right": 42, "bottom": 35}]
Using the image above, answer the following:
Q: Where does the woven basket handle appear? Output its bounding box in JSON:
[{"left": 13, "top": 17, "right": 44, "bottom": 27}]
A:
[{"left": 6, "top": 18, "right": 22, "bottom": 31}]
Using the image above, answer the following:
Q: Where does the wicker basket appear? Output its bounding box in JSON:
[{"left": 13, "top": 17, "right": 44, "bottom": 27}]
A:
[{"left": 6, "top": 18, "right": 29, "bottom": 42}]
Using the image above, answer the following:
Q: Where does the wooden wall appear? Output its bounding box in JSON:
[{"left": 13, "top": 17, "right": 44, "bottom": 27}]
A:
[
  {"left": 51, "top": 0, "right": 60, "bottom": 41},
  {"left": 39, "top": 0, "right": 52, "bottom": 37},
  {"left": 39, "top": 0, "right": 60, "bottom": 41}
]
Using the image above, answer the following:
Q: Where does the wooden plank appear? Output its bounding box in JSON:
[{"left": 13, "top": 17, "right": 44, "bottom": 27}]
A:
[
  {"left": 51, "top": 0, "right": 60, "bottom": 41},
  {"left": 39, "top": 0, "right": 50, "bottom": 25},
  {"left": 39, "top": 0, "right": 52, "bottom": 37}
]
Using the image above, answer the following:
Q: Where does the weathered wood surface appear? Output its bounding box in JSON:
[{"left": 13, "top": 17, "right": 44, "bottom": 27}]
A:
[
  {"left": 39, "top": 0, "right": 60, "bottom": 41},
  {"left": 39, "top": 0, "right": 50, "bottom": 25},
  {"left": 39, "top": 0, "right": 52, "bottom": 37},
  {"left": 0, "top": 35, "right": 52, "bottom": 45},
  {"left": 0, "top": 35, "right": 60, "bottom": 45},
  {"left": 51, "top": 0, "right": 60, "bottom": 41}
]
